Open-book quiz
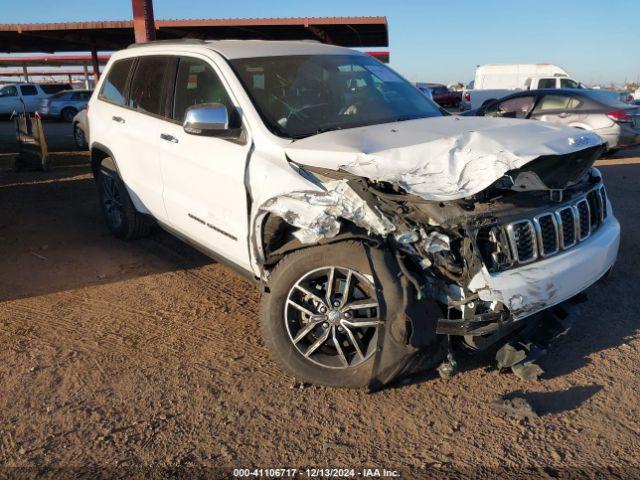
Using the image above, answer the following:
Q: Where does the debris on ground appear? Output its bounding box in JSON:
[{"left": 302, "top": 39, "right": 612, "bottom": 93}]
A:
[
  {"left": 496, "top": 341, "right": 546, "bottom": 381},
  {"left": 490, "top": 396, "right": 539, "bottom": 420},
  {"left": 495, "top": 304, "right": 578, "bottom": 381},
  {"left": 436, "top": 353, "right": 457, "bottom": 380}
]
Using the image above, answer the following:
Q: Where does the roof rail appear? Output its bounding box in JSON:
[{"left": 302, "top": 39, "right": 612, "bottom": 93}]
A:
[{"left": 127, "top": 38, "right": 207, "bottom": 49}]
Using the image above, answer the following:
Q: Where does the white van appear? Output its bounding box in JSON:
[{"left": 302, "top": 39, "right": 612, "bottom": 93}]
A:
[
  {"left": 461, "top": 64, "right": 581, "bottom": 111},
  {"left": 88, "top": 40, "right": 619, "bottom": 388}
]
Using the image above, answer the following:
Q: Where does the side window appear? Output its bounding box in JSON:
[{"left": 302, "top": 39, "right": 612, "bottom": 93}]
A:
[
  {"left": 534, "top": 94, "right": 572, "bottom": 111},
  {"left": 485, "top": 96, "right": 535, "bottom": 118},
  {"left": 560, "top": 78, "right": 579, "bottom": 89},
  {"left": 172, "top": 57, "right": 236, "bottom": 125},
  {"left": 20, "top": 85, "right": 38, "bottom": 96},
  {"left": 128, "top": 56, "right": 173, "bottom": 116},
  {"left": 0, "top": 85, "right": 18, "bottom": 97},
  {"left": 41, "top": 84, "right": 70, "bottom": 94},
  {"left": 537, "top": 78, "right": 556, "bottom": 89},
  {"left": 100, "top": 58, "right": 135, "bottom": 106}
]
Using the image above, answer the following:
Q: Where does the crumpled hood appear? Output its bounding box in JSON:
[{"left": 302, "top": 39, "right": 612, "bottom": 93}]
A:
[{"left": 284, "top": 116, "right": 604, "bottom": 201}]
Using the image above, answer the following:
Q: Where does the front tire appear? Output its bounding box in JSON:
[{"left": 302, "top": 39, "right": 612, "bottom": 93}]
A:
[
  {"left": 261, "top": 242, "right": 381, "bottom": 388},
  {"left": 97, "top": 158, "right": 152, "bottom": 240}
]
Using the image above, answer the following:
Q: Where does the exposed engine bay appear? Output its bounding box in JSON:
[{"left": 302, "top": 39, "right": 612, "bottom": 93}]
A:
[{"left": 259, "top": 142, "right": 609, "bottom": 344}]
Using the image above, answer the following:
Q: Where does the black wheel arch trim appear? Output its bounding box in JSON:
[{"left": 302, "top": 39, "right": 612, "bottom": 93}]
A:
[{"left": 90, "top": 142, "right": 119, "bottom": 180}]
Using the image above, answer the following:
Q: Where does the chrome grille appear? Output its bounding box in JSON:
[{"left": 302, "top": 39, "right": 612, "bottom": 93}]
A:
[
  {"left": 556, "top": 206, "right": 577, "bottom": 249},
  {"left": 533, "top": 213, "right": 559, "bottom": 257},
  {"left": 506, "top": 220, "right": 537, "bottom": 264},
  {"left": 576, "top": 199, "right": 591, "bottom": 240},
  {"left": 598, "top": 185, "right": 608, "bottom": 221},
  {"left": 504, "top": 185, "right": 607, "bottom": 267}
]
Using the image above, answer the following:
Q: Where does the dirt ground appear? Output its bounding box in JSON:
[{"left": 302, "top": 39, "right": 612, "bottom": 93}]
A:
[{"left": 1, "top": 148, "right": 639, "bottom": 479}]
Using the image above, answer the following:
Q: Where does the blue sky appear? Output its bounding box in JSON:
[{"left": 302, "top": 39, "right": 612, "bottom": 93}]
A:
[{"left": 1, "top": 0, "right": 639, "bottom": 85}]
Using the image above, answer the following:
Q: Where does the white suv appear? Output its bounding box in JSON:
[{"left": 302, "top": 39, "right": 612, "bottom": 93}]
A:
[{"left": 88, "top": 40, "right": 620, "bottom": 388}]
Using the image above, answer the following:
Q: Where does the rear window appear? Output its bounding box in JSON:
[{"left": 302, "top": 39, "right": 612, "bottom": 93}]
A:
[
  {"left": 51, "top": 91, "right": 73, "bottom": 100},
  {"left": 40, "top": 84, "right": 71, "bottom": 94},
  {"left": 20, "top": 85, "right": 38, "bottom": 96},
  {"left": 582, "top": 89, "right": 630, "bottom": 108},
  {"left": 72, "top": 91, "right": 92, "bottom": 100},
  {"left": 100, "top": 58, "right": 135, "bottom": 106},
  {"left": 128, "top": 56, "right": 173, "bottom": 116}
]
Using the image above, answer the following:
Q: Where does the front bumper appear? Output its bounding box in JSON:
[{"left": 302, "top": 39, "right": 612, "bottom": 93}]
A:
[{"left": 468, "top": 213, "right": 620, "bottom": 321}]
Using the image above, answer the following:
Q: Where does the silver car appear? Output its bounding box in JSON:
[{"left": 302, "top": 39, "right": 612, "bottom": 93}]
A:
[
  {"left": 463, "top": 88, "right": 640, "bottom": 151},
  {"left": 40, "top": 89, "right": 92, "bottom": 122},
  {"left": 72, "top": 108, "right": 89, "bottom": 150}
]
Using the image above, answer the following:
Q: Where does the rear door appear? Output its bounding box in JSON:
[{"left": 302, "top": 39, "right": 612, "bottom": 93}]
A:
[
  {"left": 157, "top": 54, "right": 252, "bottom": 269},
  {"left": 529, "top": 93, "right": 583, "bottom": 126},
  {"left": 91, "top": 56, "right": 172, "bottom": 221}
]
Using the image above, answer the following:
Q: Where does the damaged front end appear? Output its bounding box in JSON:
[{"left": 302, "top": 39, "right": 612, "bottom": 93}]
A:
[{"left": 256, "top": 121, "right": 619, "bottom": 388}]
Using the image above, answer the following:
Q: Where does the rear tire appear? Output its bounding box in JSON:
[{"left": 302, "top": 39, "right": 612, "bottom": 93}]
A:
[
  {"left": 261, "top": 242, "right": 382, "bottom": 388},
  {"left": 61, "top": 107, "right": 77, "bottom": 123},
  {"left": 97, "top": 158, "right": 152, "bottom": 240},
  {"left": 73, "top": 124, "right": 87, "bottom": 149}
]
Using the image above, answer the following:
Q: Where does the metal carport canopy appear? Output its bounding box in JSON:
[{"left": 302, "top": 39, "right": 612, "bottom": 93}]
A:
[{"left": 0, "top": 17, "right": 389, "bottom": 53}]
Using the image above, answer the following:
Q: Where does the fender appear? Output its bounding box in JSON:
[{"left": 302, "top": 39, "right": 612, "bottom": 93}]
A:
[{"left": 90, "top": 142, "right": 151, "bottom": 215}]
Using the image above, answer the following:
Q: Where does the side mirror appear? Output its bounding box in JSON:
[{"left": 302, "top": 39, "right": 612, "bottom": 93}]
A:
[{"left": 183, "top": 103, "right": 231, "bottom": 136}]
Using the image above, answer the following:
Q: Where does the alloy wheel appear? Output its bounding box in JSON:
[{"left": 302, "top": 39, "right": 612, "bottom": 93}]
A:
[
  {"left": 100, "top": 173, "right": 124, "bottom": 229},
  {"left": 284, "top": 266, "right": 380, "bottom": 369}
]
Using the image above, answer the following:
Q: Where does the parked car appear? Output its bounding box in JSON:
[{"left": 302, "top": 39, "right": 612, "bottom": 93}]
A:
[
  {"left": 40, "top": 89, "right": 92, "bottom": 122},
  {"left": 460, "top": 64, "right": 581, "bottom": 111},
  {"left": 72, "top": 107, "right": 89, "bottom": 149},
  {"left": 0, "top": 82, "right": 71, "bottom": 116},
  {"left": 415, "top": 83, "right": 434, "bottom": 101},
  {"left": 88, "top": 40, "right": 619, "bottom": 388},
  {"left": 421, "top": 83, "right": 461, "bottom": 108},
  {"left": 461, "top": 88, "right": 640, "bottom": 151}
]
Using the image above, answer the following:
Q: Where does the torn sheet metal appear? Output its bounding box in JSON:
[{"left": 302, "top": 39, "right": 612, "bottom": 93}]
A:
[
  {"left": 260, "top": 180, "right": 395, "bottom": 244},
  {"left": 284, "top": 116, "right": 604, "bottom": 201},
  {"left": 468, "top": 217, "right": 620, "bottom": 320},
  {"left": 423, "top": 231, "right": 450, "bottom": 253}
]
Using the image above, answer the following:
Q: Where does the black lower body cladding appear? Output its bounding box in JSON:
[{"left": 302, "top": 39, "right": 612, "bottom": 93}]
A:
[{"left": 362, "top": 245, "right": 445, "bottom": 391}]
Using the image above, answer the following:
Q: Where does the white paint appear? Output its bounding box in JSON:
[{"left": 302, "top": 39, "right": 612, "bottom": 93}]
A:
[
  {"left": 468, "top": 214, "right": 620, "bottom": 320},
  {"left": 285, "top": 116, "right": 604, "bottom": 201},
  {"left": 261, "top": 180, "right": 395, "bottom": 244}
]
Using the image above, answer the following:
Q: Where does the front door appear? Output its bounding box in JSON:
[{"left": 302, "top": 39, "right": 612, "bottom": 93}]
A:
[{"left": 158, "top": 55, "right": 252, "bottom": 270}]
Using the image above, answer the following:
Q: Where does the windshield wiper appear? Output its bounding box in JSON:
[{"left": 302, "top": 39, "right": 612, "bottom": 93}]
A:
[{"left": 315, "top": 125, "right": 345, "bottom": 135}]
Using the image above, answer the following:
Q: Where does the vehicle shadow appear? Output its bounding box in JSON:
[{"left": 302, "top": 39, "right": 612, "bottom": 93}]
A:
[
  {"left": 0, "top": 154, "right": 214, "bottom": 303},
  {"left": 502, "top": 386, "right": 603, "bottom": 416}
]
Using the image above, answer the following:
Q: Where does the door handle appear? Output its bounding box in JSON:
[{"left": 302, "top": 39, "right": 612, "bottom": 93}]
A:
[
  {"left": 112, "top": 116, "right": 125, "bottom": 124},
  {"left": 160, "top": 133, "right": 179, "bottom": 143},
  {"left": 558, "top": 112, "right": 570, "bottom": 118}
]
